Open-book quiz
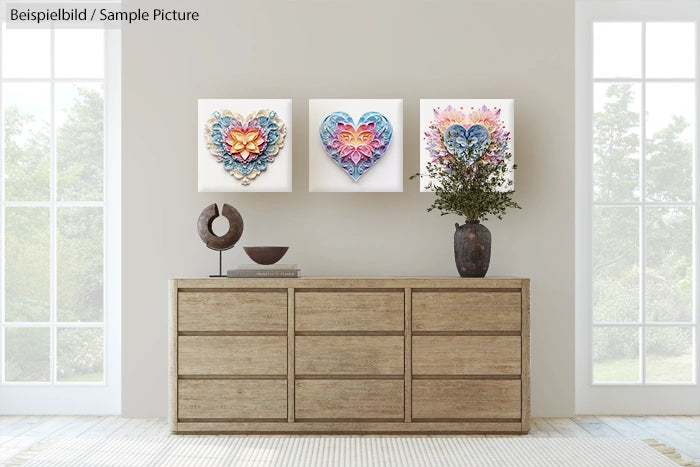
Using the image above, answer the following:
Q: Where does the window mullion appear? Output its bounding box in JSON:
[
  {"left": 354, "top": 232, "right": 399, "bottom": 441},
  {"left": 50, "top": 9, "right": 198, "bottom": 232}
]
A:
[
  {"left": 49, "top": 27, "right": 56, "bottom": 385},
  {"left": 0, "top": 20, "right": 4, "bottom": 385},
  {"left": 640, "top": 21, "right": 648, "bottom": 385},
  {"left": 695, "top": 19, "right": 700, "bottom": 385}
]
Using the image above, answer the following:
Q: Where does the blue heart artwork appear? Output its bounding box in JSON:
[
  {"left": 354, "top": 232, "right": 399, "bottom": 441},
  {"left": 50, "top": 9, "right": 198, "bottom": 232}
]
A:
[
  {"left": 443, "top": 123, "right": 491, "bottom": 166},
  {"left": 319, "top": 111, "right": 393, "bottom": 181}
]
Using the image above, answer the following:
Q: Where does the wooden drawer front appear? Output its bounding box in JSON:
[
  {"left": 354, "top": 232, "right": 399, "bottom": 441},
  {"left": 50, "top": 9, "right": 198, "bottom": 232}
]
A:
[
  {"left": 178, "top": 380, "right": 287, "bottom": 420},
  {"left": 295, "top": 291, "right": 403, "bottom": 331},
  {"left": 295, "top": 380, "right": 403, "bottom": 420},
  {"left": 413, "top": 336, "right": 521, "bottom": 375},
  {"left": 178, "top": 291, "right": 286, "bottom": 332},
  {"left": 413, "top": 380, "right": 521, "bottom": 420},
  {"left": 412, "top": 291, "right": 521, "bottom": 332},
  {"left": 296, "top": 336, "right": 404, "bottom": 375},
  {"left": 178, "top": 336, "right": 286, "bottom": 375}
]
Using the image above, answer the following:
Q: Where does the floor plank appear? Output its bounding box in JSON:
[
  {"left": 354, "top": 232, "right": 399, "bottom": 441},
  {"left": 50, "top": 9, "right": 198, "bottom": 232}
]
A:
[
  {"left": 0, "top": 416, "right": 47, "bottom": 441},
  {"left": 627, "top": 416, "right": 700, "bottom": 460},
  {"left": 79, "top": 416, "right": 131, "bottom": 438},
  {"left": 0, "top": 416, "right": 76, "bottom": 462},
  {"left": 108, "top": 418, "right": 158, "bottom": 438},
  {"left": 0, "top": 416, "right": 24, "bottom": 433},
  {"left": 140, "top": 419, "right": 171, "bottom": 438},
  {"left": 596, "top": 416, "right": 654, "bottom": 438},
  {"left": 51, "top": 416, "right": 105, "bottom": 438},
  {"left": 545, "top": 418, "right": 594, "bottom": 438},
  {"left": 660, "top": 415, "right": 700, "bottom": 434},
  {"left": 528, "top": 419, "right": 561, "bottom": 438},
  {"left": 573, "top": 416, "right": 624, "bottom": 438}
]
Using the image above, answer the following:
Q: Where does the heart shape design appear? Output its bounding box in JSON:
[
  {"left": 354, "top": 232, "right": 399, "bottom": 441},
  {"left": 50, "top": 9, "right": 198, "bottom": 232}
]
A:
[
  {"left": 443, "top": 123, "right": 491, "bottom": 166},
  {"left": 204, "top": 109, "right": 286, "bottom": 186},
  {"left": 319, "top": 111, "right": 393, "bottom": 181}
]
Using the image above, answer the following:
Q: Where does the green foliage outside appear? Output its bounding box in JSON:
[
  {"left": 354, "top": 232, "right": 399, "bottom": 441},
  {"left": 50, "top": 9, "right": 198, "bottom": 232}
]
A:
[
  {"left": 4, "top": 86, "right": 104, "bottom": 382},
  {"left": 593, "top": 84, "right": 693, "bottom": 381}
]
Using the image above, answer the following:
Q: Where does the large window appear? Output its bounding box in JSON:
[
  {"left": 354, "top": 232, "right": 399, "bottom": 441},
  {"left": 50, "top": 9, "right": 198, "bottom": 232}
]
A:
[
  {"left": 576, "top": 0, "right": 700, "bottom": 413},
  {"left": 0, "top": 19, "right": 120, "bottom": 413}
]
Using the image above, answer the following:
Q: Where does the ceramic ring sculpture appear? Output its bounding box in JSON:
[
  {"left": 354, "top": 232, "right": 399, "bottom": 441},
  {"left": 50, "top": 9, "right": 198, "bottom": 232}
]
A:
[{"left": 197, "top": 203, "right": 244, "bottom": 251}]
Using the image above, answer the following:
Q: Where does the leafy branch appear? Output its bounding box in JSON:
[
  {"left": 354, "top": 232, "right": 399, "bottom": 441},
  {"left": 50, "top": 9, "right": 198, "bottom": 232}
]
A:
[{"left": 411, "top": 152, "right": 521, "bottom": 222}]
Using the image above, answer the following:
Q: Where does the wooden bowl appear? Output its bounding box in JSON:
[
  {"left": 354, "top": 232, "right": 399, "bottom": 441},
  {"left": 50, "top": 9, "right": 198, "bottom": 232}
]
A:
[{"left": 243, "top": 246, "right": 289, "bottom": 265}]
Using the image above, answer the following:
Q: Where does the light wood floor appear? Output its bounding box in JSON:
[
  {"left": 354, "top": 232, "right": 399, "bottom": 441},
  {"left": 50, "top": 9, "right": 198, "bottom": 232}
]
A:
[{"left": 0, "top": 416, "right": 699, "bottom": 464}]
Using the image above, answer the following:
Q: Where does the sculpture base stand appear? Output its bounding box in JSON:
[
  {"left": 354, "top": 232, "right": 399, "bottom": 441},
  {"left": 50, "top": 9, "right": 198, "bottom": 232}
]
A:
[{"left": 210, "top": 250, "right": 226, "bottom": 278}]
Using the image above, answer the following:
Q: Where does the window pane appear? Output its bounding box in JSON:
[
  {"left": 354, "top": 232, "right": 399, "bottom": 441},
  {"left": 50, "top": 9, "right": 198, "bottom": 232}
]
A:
[
  {"left": 594, "top": 23, "right": 641, "bottom": 78},
  {"left": 57, "top": 327, "right": 103, "bottom": 382},
  {"left": 1, "top": 26, "right": 50, "bottom": 78},
  {"left": 3, "top": 83, "right": 51, "bottom": 201},
  {"left": 57, "top": 207, "right": 104, "bottom": 322},
  {"left": 56, "top": 84, "right": 104, "bottom": 201},
  {"left": 593, "top": 207, "right": 639, "bottom": 322},
  {"left": 4, "top": 207, "right": 50, "bottom": 322},
  {"left": 645, "top": 83, "right": 695, "bottom": 202},
  {"left": 646, "top": 23, "right": 695, "bottom": 78},
  {"left": 593, "top": 83, "right": 641, "bottom": 202},
  {"left": 55, "top": 29, "right": 104, "bottom": 78},
  {"left": 646, "top": 327, "right": 693, "bottom": 383},
  {"left": 593, "top": 327, "right": 640, "bottom": 383},
  {"left": 645, "top": 207, "right": 693, "bottom": 323},
  {"left": 5, "top": 327, "right": 50, "bottom": 382}
]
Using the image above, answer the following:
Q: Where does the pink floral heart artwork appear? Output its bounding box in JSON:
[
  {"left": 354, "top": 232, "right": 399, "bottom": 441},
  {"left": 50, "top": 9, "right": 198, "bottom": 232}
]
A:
[{"left": 319, "top": 111, "right": 393, "bottom": 181}]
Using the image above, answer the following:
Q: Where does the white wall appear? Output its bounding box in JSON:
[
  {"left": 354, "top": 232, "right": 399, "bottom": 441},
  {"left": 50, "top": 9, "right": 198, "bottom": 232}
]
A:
[{"left": 122, "top": 0, "right": 574, "bottom": 417}]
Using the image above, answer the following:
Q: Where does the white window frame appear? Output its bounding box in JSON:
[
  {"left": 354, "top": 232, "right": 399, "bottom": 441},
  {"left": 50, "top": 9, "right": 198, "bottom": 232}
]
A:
[
  {"left": 576, "top": 0, "right": 700, "bottom": 414},
  {"left": 0, "top": 5, "right": 120, "bottom": 414}
]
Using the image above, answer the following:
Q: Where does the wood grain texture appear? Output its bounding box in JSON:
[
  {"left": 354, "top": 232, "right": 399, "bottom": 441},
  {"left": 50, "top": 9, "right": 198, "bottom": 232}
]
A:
[
  {"left": 287, "top": 288, "right": 295, "bottom": 423},
  {"left": 168, "top": 280, "right": 178, "bottom": 432},
  {"left": 175, "top": 277, "right": 525, "bottom": 289},
  {"left": 413, "top": 336, "right": 521, "bottom": 375},
  {"left": 295, "top": 380, "right": 404, "bottom": 420},
  {"left": 412, "top": 291, "right": 521, "bottom": 332},
  {"left": 174, "top": 420, "right": 523, "bottom": 434},
  {"left": 404, "top": 287, "right": 412, "bottom": 423},
  {"left": 170, "top": 277, "right": 531, "bottom": 434},
  {"left": 521, "top": 279, "right": 531, "bottom": 432},
  {"left": 412, "top": 380, "right": 522, "bottom": 420},
  {"left": 295, "top": 336, "right": 404, "bottom": 375},
  {"left": 178, "top": 380, "right": 287, "bottom": 419},
  {"left": 178, "top": 291, "right": 287, "bottom": 332},
  {"left": 178, "top": 336, "right": 286, "bottom": 375},
  {"left": 295, "top": 291, "right": 403, "bottom": 331}
]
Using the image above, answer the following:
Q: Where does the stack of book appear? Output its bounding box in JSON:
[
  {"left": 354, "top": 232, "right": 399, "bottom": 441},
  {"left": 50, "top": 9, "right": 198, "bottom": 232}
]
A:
[{"left": 227, "top": 264, "right": 300, "bottom": 278}]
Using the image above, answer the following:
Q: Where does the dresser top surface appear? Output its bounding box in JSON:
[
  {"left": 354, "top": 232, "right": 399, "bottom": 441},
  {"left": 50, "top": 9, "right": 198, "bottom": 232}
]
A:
[{"left": 172, "top": 277, "right": 529, "bottom": 289}]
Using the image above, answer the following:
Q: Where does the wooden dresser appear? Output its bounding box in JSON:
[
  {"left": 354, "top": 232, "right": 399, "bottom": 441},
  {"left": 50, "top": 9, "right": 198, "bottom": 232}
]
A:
[{"left": 169, "top": 277, "right": 530, "bottom": 434}]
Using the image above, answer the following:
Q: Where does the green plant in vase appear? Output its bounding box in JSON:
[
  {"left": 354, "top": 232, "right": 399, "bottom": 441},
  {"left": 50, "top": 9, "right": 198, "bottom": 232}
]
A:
[{"left": 412, "top": 104, "right": 521, "bottom": 277}]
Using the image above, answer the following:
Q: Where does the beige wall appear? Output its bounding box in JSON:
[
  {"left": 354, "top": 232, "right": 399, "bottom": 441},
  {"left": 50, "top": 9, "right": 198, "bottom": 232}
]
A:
[{"left": 122, "top": 0, "right": 574, "bottom": 417}]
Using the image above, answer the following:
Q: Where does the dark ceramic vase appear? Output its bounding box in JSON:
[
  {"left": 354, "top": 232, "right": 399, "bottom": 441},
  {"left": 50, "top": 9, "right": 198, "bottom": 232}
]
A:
[{"left": 454, "top": 220, "right": 491, "bottom": 278}]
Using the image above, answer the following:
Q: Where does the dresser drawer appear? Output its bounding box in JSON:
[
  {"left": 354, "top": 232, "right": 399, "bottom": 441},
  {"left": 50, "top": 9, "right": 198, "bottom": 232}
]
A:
[
  {"left": 178, "top": 380, "right": 287, "bottom": 420},
  {"left": 295, "top": 380, "right": 404, "bottom": 420},
  {"left": 296, "top": 336, "right": 404, "bottom": 375},
  {"left": 413, "top": 336, "right": 521, "bottom": 375},
  {"left": 412, "top": 291, "right": 521, "bottom": 332},
  {"left": 178, "top": 291, "right": 287, "bottom": 332},
  {"left": 295, "top": 291, "right": 403, "bottom": 331},
  {"left": 178, "top": 336, "right": 286, "bottom": 375},
  {"left": 412, "top": 380, "right": 521, "bottom": 420}
]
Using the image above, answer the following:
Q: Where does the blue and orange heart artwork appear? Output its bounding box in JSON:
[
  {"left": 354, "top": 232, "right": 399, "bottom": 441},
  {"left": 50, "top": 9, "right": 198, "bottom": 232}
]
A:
[
  {"left": 319, "top": 111, "right": 393, "bottom": 181},
  {"left": 204, "top": 109, "right": 286, "bottom": 186}
]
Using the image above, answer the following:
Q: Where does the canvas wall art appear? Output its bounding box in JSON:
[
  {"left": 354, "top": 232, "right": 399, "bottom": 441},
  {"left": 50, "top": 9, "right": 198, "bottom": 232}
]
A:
[
  {"left": 309, "top": 99, "right": 403, "bottom": 192},
  {"left": 419, "top": 99, "right": 514, "bottom": 192},
  {"left": 198, "top": 99, "right": 293, "bottom": 192}
]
